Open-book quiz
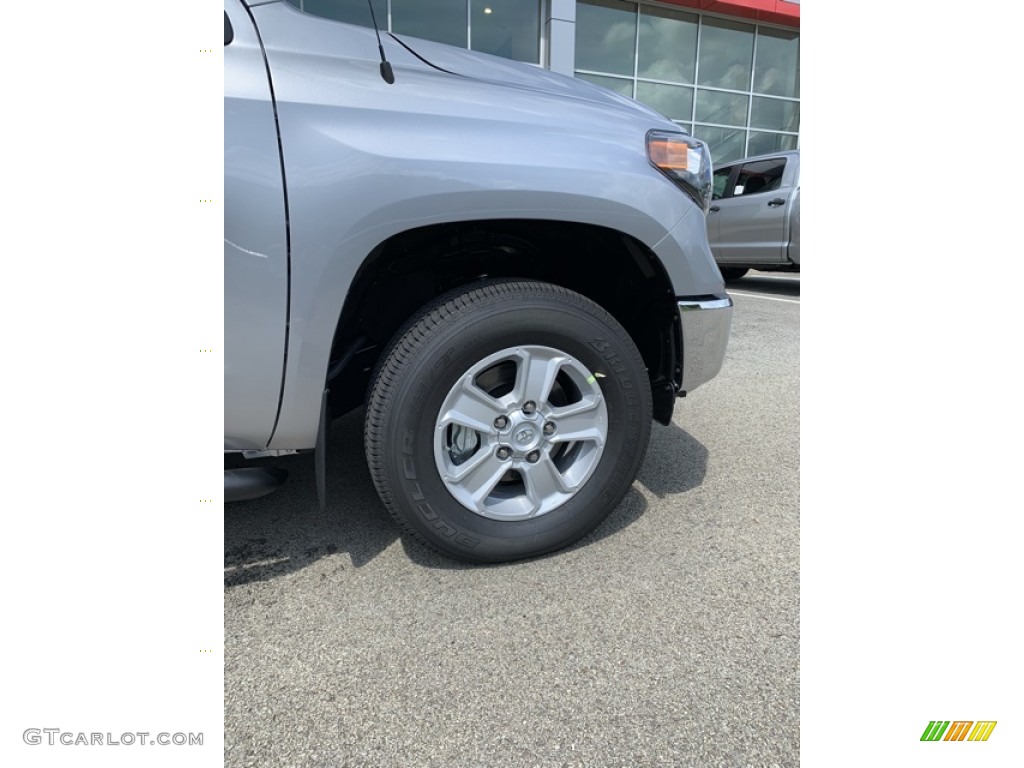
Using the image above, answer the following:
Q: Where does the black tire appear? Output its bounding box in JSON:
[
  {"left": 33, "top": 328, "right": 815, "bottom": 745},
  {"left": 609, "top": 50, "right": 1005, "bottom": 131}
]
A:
[
  {"left": 364, "top": 280, "right": 652, "bottom": 563},
  {"left": 719, "top": 267, "right": 749, "bottom": 281}
]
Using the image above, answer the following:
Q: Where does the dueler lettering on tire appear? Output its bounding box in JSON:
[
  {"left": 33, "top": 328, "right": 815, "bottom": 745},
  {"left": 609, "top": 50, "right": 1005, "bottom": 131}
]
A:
[{"left": 364, "top": 280, "right": 652, "bottom": 563}]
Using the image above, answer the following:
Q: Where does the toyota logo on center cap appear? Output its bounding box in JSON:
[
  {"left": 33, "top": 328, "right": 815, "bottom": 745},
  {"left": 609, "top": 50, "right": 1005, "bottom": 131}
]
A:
[{"left": 516, "top": 428, "right": 534, "bottom": 445}]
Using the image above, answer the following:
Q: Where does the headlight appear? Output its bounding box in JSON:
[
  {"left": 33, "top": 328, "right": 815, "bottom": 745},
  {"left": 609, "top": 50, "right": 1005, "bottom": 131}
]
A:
[{"left": 647, "top": 131, "right": 713, "bottom": 214}]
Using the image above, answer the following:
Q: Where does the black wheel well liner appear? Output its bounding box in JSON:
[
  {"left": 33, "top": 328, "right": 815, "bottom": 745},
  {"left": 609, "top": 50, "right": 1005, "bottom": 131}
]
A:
[{"left": 326, "top": 220, "right": 681, "bottom": 424}]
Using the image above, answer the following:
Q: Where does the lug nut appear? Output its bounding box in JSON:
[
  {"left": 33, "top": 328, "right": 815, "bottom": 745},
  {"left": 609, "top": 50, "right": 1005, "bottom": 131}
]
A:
[
  {"left": 522, "top": 401, "right": 537, "bottom": 415},
  {"left": 526, "top": 450, "right": 540, "bottom": 463},
  {"left": 494, "top": 415, "right": 509, "bottom": 429},
  {"left": 543, "top": 421, "right": 556, "bottom": 436},
  {"left": 496, "top": 446, "right": 512, "bottom": 460}
]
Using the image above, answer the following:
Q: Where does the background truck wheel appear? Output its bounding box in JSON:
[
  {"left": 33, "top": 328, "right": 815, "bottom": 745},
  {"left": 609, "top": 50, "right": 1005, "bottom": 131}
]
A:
[
  {"left": 719, "top": 267, "right": 748, "bottom": 281},
  {"left": 364, "top": 280, "right": 652, "bottom": 563}
]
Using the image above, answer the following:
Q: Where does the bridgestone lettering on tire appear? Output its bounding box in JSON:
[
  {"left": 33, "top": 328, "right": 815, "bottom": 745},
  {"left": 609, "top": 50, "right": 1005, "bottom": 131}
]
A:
[{"left": 364, "top": 280, "right": 652, "bottom": 563}]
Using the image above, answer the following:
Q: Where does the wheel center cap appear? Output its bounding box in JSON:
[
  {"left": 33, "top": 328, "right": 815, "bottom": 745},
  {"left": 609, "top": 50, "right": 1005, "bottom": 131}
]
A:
[
  {"left": 515, "top": 427, "right": 536, "bottom": 445},
  {"left": 505, "top": 410, "right": 543, "bottom": 452}
]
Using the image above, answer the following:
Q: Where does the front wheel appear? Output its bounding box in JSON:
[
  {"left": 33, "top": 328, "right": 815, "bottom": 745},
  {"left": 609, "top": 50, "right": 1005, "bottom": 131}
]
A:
[{"left": 365, "top": 280, "right": 652, "bottom": 563}]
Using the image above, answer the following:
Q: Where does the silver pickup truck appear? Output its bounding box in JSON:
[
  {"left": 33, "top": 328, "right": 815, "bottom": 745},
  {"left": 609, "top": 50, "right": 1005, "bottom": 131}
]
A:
[
  {"left": 708, "top": 149, "right": 800, "bottom": 280},
  {"left": 224, "top": 0, "right": 733, "bottom": 562}
]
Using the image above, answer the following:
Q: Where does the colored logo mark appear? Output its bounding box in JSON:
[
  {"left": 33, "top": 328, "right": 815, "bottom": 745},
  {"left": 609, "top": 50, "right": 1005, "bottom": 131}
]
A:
[{"left": 921, "top": 720, "right": 997, "bottom": 742}]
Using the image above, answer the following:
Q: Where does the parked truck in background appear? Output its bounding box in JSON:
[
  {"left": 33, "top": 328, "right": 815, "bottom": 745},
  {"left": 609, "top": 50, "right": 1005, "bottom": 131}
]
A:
[
  {"left": 707, "top": 149, "right": 800, "bottom": 281},
  {"left": 224, "top": 0, "right": 733, "bottom": 563}
]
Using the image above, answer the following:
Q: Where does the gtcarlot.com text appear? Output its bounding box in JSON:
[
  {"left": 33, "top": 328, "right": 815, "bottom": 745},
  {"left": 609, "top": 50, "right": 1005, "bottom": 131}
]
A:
[{"left": 23, "top": 729, "right": 203, "bottom": 746}]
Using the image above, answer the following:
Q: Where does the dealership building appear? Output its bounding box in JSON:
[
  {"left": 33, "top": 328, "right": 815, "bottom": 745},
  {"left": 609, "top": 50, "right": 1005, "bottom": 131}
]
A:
[{"left": 285, "top": 0, "right": 800, "bottom": 164}]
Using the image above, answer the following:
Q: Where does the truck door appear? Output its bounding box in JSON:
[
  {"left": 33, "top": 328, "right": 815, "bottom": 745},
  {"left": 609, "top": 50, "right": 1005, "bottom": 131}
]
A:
[
  {"left": 224, "top": 0, "right": 289, "bottom": 449},
  {"left": 714, "top": 156, "right": 789, "bottom": 265},
  {"left": 706, "top": 164, "right": 735, "bottom": 253}
]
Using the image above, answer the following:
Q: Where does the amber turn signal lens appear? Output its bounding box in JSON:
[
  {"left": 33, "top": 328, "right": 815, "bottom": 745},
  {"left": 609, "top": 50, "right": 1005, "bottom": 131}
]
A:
[{"left": 648, "top": 138, "right": 689, "bottom": 171}]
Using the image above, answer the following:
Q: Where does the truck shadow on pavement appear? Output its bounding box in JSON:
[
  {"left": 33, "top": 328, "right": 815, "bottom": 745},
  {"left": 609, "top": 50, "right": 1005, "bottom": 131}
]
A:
[
  {"left": 638, "top": 421, "right": 709, "bottom": 498},
  {"left": 225, "top": 409, "right": 708, "bottom": 584}
]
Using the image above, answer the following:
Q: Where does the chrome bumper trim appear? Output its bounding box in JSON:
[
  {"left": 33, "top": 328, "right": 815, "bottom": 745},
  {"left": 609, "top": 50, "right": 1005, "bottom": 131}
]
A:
[{"left": 678, "top": 295, "right": 733, "bottom": 394}]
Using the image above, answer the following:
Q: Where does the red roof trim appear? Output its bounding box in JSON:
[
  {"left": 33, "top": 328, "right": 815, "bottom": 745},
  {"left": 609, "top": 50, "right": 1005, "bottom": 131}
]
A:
[{"left": 656, "top": 0, "right": 800, "bottom": 29}]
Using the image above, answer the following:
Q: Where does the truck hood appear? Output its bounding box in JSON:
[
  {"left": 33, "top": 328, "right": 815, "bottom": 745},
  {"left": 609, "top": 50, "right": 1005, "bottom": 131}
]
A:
[
  {"left": 382, "top": 31, "right": 673, "bottom": 126},
  {"left": 246, "top": 1, "right": 678, "bottom": 130}
]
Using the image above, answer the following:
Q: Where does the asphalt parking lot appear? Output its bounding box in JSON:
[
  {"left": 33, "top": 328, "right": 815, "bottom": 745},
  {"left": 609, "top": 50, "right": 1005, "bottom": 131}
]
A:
[{"left": 225, "top": 271, "right": 799, "bottom": 768}]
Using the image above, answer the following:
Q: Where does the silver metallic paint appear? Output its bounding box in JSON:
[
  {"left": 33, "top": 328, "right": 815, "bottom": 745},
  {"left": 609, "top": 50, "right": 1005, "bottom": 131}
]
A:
[
  {"left": 224, "top": 0, "right": 289, "bottom": 449},
  {"left": 226, "top": 0, "right": 728, "bottom": 450}
]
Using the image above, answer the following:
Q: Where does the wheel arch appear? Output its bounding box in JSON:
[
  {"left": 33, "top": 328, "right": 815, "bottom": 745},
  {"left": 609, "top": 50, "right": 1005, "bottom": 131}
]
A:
[{"left": 325, "top": 219, "right": 682, "bottom": 426}]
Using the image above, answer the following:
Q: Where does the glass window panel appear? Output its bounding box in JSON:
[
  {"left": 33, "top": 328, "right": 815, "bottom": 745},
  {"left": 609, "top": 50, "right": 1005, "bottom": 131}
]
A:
[
  {"left": 694, "top": 125, "right": 746, "bottom": 165},
  {"left": 392, "top": 0, "right": 467, "bottom": 48},
  {"left": 750, "top": 97, "right": 799, "bottom": 132},
  {"left": 575, "top": 0, "right": 638, "bottom": 77},
  {"left": 636, "top": 81, "right": 693, "bottom": 121},
  {"left": 697, "top": 17, "right": 754, "bottom": 90},
  {"left": 471, "top": 1, "right": 540, "bottom": 63},
  {"left": 712, "top": 166, "right": 732, "bottom": 200},
  {"left": 638, "top": 6, "right": 697, "bottom": 83},
  {"left": 754, "top": 27, "right": 799, "bottom": 98},
  {"left": 735, "top": 158, "right": 786, "bottom": 195},
  {"left": 747, "top": 131, "right": 798, "bottom": 157},
  {"left": 575, "top": 72, "right": 633, "bottom": 98},
  {"left": 294, "top": 0, "right": 387, "bottom": 27},
  {"left": 695, "top": 89, "right": 748, "bottom": 127}
]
